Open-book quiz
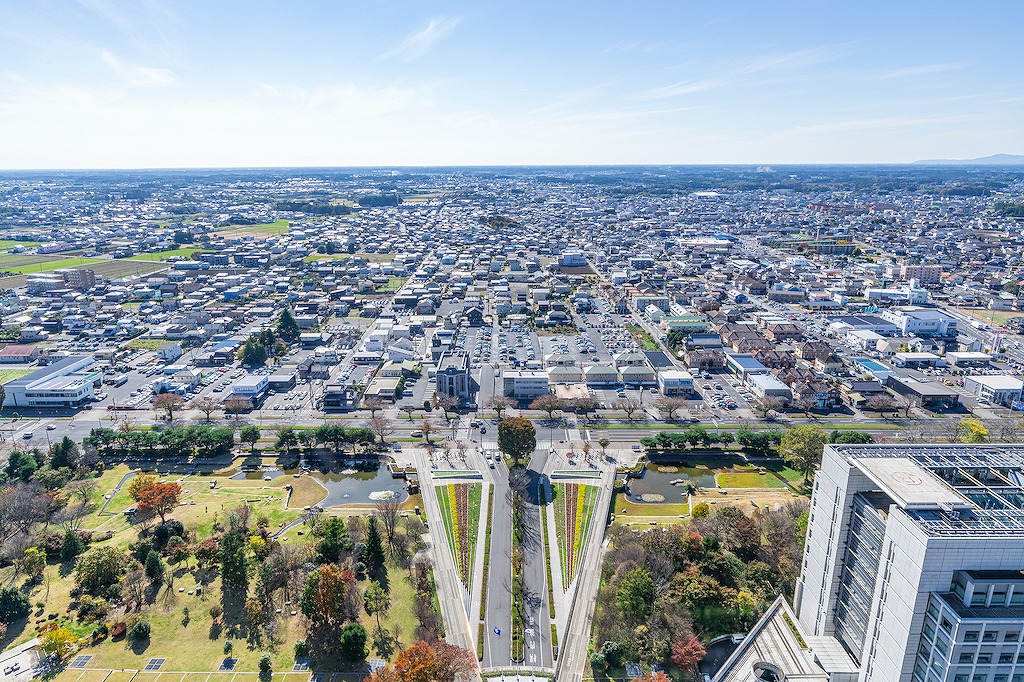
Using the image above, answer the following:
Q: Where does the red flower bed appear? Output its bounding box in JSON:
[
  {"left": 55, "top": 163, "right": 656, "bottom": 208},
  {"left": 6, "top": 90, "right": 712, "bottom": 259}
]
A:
[{"left": 565, "top": 483, "right": 578, "bottom": 582}]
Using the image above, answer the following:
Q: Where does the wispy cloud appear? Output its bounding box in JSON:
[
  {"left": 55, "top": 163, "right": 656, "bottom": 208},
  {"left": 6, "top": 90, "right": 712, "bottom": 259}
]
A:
[
  {"left": 639, "top": 78, "right": 723, "bottom": 100},
  {"left": 867, "top": 63, "right": 962, "bottom": 80},
  {"left": 741, "top": 45, "right": 850, "bottom": 74},
  {"left": 101, "top": 49, "right": 176, "bottom": 87},
  {"left": 383, "top": 16, "right": 460, "bottom": 61}
]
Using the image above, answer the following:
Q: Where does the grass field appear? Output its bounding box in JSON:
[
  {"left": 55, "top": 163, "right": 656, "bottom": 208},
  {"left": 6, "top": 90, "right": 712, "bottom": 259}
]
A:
[
  {"left": 0, "top": 240, "right": 41, "bottom": 250},
  {"left": 955, "top": 307, "right": 1024, "bottom": 328},
  {"left": 0, "top": 256, "right": 105, "bottom": 274},
  {"left": 0, "top": 368, "right": 34, "bottom": 384},
  {"left": 126, "top": 248, "right": 206, "bottom": 262},
  {"left": 124, "top": 338, "right": 168, "bottom": 350},
  {"left": 716, "top": 471, "right": 789, "bottom": 488},
  {"left": 377, "top": 276, "right": 408, "bottom": 292},
  {"left": 217, "top": 220, "right": 290, "bottom": 236}
]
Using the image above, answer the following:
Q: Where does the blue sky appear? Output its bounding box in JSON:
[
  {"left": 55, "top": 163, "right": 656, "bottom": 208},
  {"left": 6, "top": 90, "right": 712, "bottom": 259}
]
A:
[{"left": 0, "top": 0, "right": 1021, "bottom": 168}]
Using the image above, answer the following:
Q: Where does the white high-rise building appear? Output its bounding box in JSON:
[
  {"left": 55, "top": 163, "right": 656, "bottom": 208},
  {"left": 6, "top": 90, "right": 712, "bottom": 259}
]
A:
[{"left": 716, "top": 444, "right": 1024, "bottom": 682}]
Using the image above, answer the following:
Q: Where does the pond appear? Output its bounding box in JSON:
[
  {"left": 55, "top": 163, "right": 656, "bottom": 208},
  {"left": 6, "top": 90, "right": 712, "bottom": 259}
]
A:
[
  {"left": 230, "top": 465, "right": 409, "bottom": 507},
  {"left": 625, "top": 466, "right": 717, "bottom": 503},
  {"left": 315, "top": 466, "right": 409, "bottom": 507}
]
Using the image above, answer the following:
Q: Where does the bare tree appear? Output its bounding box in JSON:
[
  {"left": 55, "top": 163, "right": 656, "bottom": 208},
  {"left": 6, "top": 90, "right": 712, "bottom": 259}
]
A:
[
  {"left": 363, "top": 397, "right": 386, "bottom": 419},
  {"left": 432, "top": 393, "right": 458, "bottom": 421},
  {"left": 795, "top": 395, "right": 818, "bottom": 419},
  {"left": 530, "top": 394, "right": 563, "bottom": 420},
  {"left": 66, "top": 479, "right": 98, "bottom": 508},
  {"left": 942, "top": 419, "right": 966, "bottom": 443},
  {"left": 485, "top": 395, "right": 514, "bottom": 420},
  {"left": 614, "top": 397, "right": 643, "bottom": 422},
  {"left": 54, "top": 500, "right": 90, "bottom": 533},
  {"left": 400, "top": 405, "right": 418, "bottom": 421},
  {"left": 753, "top": 396, "right": 783, "bottom": 420},
  {"left": 375, "top": 498, "right": 402, "bottom": 557},
  {"left": 191, "top": 396, "right": 220, "bottom": 422},
  {"left": 121, "top": 568, "right": 146, "bottom": 611},
  {"left": 420, "top": 418, "right": 437, "bottom": 445},
  {"left": 866, "top": 394, "right": 896, "bottom": 417},
  {"left": 572, "top": 396, "right": 599, "bottom": 420},
  {"left": 224, "top": 396, "right": 251, "bottom": 424},
  {"left": 153, "top": 393, "right": 185, "bottom": 423},
  {"left": 898, "top": 397, "right": 918, "bottom": 419},
  {"left": 654, "top": 396, "right": 687, "bottom": 421},
  {"left": 368, "top": 416, "right": 395, "bottom": 443}
]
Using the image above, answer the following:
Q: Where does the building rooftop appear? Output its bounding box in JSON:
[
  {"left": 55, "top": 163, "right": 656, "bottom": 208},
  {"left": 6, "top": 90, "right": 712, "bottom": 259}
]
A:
[{"left": 836, "top": 445, "right": 1024, "bottom": 536}]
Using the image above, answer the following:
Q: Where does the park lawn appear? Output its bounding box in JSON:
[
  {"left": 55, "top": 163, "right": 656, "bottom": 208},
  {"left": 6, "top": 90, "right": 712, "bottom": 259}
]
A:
[
  {"left": 762, "top": 461, "right": 808, "bottom": 483},
  {"left": 716, "top": 472, "right": 789, "bottom": 489},
  {"left": 0, "top": 368, "right": 33, "bottom": 384},
  {"left": 1, "top": 256, "right": 105, "bottom": 274},
  {"left": 273, "top": 475, "right": 327, "bottom": 509},
  {"left": 614, "top": 498, "right": 691, "bottom": 517},
  {"left": 356, "top": 562, "right": 422, "bottom": 661},
  {"left": 126, "top": 248, "right": 206, "bottom": 262}
]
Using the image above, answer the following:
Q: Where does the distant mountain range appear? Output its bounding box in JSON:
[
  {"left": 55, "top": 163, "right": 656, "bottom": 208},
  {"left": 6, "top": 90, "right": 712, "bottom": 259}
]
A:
[{"left": 914, "top": 153, "right": 1024, "bottom": 165}]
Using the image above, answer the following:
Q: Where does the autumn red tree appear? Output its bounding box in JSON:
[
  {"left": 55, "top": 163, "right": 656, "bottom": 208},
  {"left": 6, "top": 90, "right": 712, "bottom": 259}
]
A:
[
  {"left": 670, "top": 635, "right": 707, "bottom": 672},
  {"left": 367, "top": 640, "right": 476, "bottom": 682},
  {"left": 134, "top": 482, "right": 182, "bottom": 523},
  {"left": 300, "top": 564, "right": 356, "bottom": 627}
]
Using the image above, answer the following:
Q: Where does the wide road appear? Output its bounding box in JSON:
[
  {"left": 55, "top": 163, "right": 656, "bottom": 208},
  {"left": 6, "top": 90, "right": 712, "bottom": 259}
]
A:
[
  {"left": 482, "top": 455, "right": 512, "bottom": 667},
  {"left": 522, "top": 447, "right": 553, "bottom": 669}
]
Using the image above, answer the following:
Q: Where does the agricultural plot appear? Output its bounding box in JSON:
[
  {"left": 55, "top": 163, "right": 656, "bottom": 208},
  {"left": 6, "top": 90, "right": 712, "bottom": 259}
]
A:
[
  {"left": 435, "top": 482, "right": 482, "bottom": 589},
  {"left": 553, "top": 483, "right": 597, "bottom": 587}
]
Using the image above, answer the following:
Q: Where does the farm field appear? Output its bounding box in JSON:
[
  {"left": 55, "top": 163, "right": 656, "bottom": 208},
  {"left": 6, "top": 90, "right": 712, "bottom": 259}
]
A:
[
  {"left": 216, "top": 221, "right": 291, "bottom": 237},
  {"left": 0, "top": 255, "right": 104, "bottom": 274},
  {"left": 126, "top": 248, "right": 206, "bottom": 261}
]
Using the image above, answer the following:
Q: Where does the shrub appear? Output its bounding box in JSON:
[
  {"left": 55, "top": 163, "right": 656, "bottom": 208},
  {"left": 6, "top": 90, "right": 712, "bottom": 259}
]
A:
[
  {"left": 338, "top": 623, "right": 367, "bottom": 661},
  {"left": 692, "top": 502, "right": 710, "bottom": 518},
  {"left": 153, "top": 520, "right": 185, "bottom": 549},
  {"left": 294, "top": 639, "right": 309, "bottom": 658},
  {"left": 61, "top": 530, "right": 85, "bottom": 561},
  {"left": 223, "top": 639, "right": 234, "bottom": 655},
  {"left": 210, "top": 605, "right": 223, "bottom": 620},
  {"left": 129, "top": 619, "right": 151, "bottom": 641},
  {"left": 259, "top": 655, "right": 272, "bottom": 673},
  {"left": 0, "top": 587, "right": 30, "bottom": 622},
  {"left": 145, "top": 551, "right": 165, "bottom": 583}
]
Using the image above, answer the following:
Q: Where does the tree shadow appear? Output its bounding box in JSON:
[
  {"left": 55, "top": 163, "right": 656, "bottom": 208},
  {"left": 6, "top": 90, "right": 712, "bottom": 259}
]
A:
[
  {"left": 372, "top": 626, "right": 398, "bottom": 658},
  {"left": 129, "top": 636, "right": 151, "bottom": 655}
]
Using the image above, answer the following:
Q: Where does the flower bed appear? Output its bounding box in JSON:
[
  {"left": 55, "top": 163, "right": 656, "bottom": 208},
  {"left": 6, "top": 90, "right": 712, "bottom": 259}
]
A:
[
  {"left": 553, "top": 482, "right": 597, "bottom": 587},
  {"left": 435, "top": 482, "right": 482, "bottom": 589}
]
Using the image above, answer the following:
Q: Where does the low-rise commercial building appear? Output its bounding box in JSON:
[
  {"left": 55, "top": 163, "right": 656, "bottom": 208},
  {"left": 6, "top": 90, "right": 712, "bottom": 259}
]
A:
[
  {"left": 502, "top": 370, "right": 550, "bottom": 400},
  {"left": 964, "top": 375, "right": 1024, "bottom": 406},
  {"left": 2, "top": 355, "right": 99, "bottom": 408}
]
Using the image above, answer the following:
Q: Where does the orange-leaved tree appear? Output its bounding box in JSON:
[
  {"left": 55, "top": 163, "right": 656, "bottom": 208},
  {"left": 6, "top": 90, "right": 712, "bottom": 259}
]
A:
[{"left": 135, "top": 482, "right": 183, "bottom": 523}]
